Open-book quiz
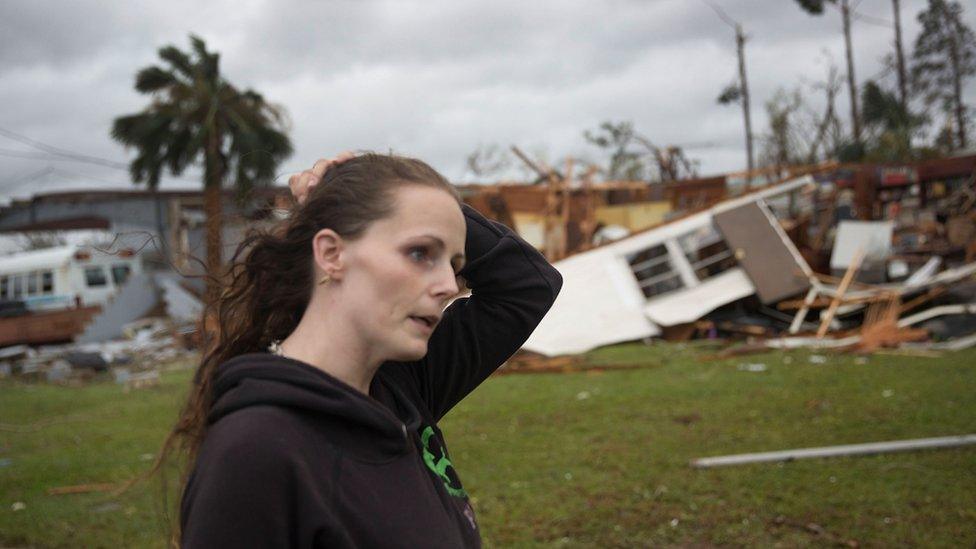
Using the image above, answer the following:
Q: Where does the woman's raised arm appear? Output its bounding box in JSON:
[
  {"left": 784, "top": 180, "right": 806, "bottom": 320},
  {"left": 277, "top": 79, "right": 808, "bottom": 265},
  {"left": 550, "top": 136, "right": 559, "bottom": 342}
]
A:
[{"left": 401, "top": 203, "right": 562, "bottom": 420}]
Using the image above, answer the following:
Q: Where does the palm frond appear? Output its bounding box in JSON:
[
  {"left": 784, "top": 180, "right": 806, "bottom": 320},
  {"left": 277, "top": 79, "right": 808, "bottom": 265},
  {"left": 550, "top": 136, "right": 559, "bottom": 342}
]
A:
[{"left": 134, "top": 66, "right": 178, "bottom": 94}]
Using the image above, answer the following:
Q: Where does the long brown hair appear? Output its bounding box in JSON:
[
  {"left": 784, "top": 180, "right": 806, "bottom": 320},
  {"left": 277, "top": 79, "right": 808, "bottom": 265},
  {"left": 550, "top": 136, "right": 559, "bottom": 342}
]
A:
[{"left": 155, "top": 153, "right": 459, "bottom": 508}]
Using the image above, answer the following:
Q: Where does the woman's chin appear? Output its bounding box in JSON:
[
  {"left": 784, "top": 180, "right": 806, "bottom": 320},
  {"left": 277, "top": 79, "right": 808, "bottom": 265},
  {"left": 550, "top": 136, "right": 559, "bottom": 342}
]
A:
[{"left": 388, "top": 340, "right": 428, "bottom": 362}]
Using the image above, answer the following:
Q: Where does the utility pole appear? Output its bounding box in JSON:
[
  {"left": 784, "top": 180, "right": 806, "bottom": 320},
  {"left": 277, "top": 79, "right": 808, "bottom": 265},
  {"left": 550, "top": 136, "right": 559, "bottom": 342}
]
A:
[
  {"left": 840, "top": 0, "right": 862, "bottom": 145},
  {"left": 892, "top": 0, "right": 909, "bottom": 110},
  {"left": 736, "top": 24, "right": 755, "bottom": 175},
  {"left": 704, "top": 0, "right": 754, "bottom": 175}
]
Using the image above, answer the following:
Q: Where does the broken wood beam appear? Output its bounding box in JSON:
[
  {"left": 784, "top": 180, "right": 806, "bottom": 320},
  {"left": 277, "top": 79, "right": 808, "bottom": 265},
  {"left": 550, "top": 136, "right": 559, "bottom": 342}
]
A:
[
  {"left": 778, "top": 293, "right": 888, "bottom": 310},
  {"left": 898, "top": 286, "right": 947, "bottom": 315},
  {"left": 816, "top": 248, "right": 865, "bottom": 339},
  {"left": 691, "top": 434, "right": 976, "bottom": 468},
  {"left": 788, "top": 286, "right": 819, "bottom": 334},
  {"left": 510, "top": 145, "right": 559, "bottom": 181}
]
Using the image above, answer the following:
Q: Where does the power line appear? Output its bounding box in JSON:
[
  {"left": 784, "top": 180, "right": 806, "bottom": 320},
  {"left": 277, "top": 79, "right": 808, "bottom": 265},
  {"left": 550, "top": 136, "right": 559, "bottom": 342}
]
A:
[
  {"left": 852, "top": 10, "right": 894, "bottom": 28},
  {"left": 701, "top": 0, "right": 738, "bottom": 30},
  {"left": 0, "top": 166, "right": 56, "bottom": 191},
  {"left": 0, "top": 125, "right": 202, "bottom": 183},
  {"left": 826, "top": 1, "right": 893, "bottom": 28},
  {"left": 0, "top": 148, "right": 61, "bottom": 161},
  {"left": 0, "top": 126, "right": 129, "bottom": 169}
]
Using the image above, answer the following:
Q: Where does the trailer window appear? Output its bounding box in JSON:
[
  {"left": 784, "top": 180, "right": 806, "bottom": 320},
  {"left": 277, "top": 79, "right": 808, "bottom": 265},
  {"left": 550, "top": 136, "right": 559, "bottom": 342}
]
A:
[
  {"left": 677, "top": 225, "right": 736, "bottom": 282},
  {"left": 27, "top": 271, "right": 38, "bottom": 295},
  {"left": 85, "top": 267, "right": 107, "bottom": 287},
  {"left": 0, "top": 276, "right": 7, "bottom": 299},
  {"left": 12, "top": 274, "right": 23, "bottom": 298},
  {"left": 111, "top": 264, "right": 131, "bottom": 286},
  {"left": 627, "top": 243, "right": 684, "bottom": 299},
  {"left": 42, "top": 271, "right": 53, "bottom": 294}
]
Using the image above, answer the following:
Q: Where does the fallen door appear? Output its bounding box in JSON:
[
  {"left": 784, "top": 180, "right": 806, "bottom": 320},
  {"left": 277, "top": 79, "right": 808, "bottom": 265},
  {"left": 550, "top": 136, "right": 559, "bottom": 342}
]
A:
[{"left": 713, "top": 201, "right": 812, "bottom": 304}]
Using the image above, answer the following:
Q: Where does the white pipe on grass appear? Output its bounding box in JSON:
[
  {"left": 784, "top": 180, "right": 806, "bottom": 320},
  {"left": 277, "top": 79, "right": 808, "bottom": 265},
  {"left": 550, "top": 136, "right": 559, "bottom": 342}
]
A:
[{"left": 691, "top": 434, "right": 976, "bottom": 468}]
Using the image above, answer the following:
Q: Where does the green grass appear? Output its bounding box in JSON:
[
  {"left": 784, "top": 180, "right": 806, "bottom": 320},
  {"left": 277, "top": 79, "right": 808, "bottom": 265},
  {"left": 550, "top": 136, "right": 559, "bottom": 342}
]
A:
[{"left": 2, "top": 346, "right": 975, "bottom": 547}]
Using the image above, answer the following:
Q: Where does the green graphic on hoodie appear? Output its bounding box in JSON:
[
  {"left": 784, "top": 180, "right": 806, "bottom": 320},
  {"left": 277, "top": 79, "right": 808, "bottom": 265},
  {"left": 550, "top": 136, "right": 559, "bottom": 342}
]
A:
[{"left": 420, "top": 426, "right": 467, "bottom": 498}]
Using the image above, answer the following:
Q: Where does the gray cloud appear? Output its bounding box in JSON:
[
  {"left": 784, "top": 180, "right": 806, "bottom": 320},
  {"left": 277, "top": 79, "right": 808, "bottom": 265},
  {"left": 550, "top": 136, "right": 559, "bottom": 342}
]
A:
[{"left": 1, "top": 0, "right": 974, "bottom": 200}]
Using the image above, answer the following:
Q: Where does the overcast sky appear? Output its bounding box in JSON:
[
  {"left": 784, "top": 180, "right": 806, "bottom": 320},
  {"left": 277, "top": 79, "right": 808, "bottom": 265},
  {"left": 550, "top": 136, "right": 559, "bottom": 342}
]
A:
[{"left": 1, "top": 0, "right": 974, "bottom": 201}]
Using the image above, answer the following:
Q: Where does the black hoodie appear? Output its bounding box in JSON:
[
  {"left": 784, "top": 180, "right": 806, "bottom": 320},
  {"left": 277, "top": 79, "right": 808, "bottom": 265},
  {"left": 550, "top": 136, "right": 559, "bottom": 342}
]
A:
[{"left": 180, "top": 204, "right": 562, "bottom": 548}]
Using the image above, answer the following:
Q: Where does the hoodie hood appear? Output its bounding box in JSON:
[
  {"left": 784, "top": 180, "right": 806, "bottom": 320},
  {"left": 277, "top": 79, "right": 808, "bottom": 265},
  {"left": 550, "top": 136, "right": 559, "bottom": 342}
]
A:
[{"left": 209, "top": 353, "right": 415, "bottom": 460}]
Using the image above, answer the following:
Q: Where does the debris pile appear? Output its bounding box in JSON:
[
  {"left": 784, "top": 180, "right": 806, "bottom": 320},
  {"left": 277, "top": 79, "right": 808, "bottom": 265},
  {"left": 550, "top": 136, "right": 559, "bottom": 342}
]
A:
[
  {"left": 0, "top": 317, "right": 196, "bottom": 386},
  {"left": 500, "top": 154, "right": 976, "bottom": 364}
]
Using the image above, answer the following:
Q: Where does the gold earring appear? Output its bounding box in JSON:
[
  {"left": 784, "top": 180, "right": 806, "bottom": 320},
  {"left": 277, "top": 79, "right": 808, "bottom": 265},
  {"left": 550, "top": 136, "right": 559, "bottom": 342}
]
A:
[{"left": 318, "top": 274, "right": 332, "bottom": 286}]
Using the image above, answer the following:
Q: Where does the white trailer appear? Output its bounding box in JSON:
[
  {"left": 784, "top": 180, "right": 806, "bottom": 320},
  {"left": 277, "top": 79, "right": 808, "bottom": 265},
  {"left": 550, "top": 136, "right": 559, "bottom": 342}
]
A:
[{"left": 0, "top": 245, "right": 143, "bottom": 312}]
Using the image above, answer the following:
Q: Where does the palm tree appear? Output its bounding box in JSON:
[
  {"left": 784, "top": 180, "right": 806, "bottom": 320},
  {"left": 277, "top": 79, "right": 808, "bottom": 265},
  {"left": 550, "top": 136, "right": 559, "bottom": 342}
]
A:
[{"left": 111, "top": 35, "right": 293, "bottom": 302}]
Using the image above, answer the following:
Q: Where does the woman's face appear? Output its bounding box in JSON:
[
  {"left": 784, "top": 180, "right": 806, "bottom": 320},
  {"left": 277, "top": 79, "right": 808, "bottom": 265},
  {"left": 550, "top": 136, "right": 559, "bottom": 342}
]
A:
[{"left": 339, "top": 184, "right": 466, "bottom": 362}]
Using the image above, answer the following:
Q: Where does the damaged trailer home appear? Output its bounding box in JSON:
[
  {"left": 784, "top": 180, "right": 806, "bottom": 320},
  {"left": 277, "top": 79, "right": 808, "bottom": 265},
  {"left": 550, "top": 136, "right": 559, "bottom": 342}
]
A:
[
  {"left": 0, "top": 244, "right": 147, "bottom": 346},
  {"left": 523, "top": 176, "right": 817, "bottom": 356}
]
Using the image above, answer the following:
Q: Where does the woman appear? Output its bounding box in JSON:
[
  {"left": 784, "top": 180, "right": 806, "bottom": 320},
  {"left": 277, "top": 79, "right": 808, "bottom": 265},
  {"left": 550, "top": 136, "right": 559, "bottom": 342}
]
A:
[{"left": 175, "top": 153, "right": 562, "bottom": 547}]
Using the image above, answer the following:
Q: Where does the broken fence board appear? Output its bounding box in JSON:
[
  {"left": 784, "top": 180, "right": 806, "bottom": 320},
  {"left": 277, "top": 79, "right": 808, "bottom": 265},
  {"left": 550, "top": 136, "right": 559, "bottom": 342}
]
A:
[{"left": 691, "top": 434, "right": 976, "bottom": 468}]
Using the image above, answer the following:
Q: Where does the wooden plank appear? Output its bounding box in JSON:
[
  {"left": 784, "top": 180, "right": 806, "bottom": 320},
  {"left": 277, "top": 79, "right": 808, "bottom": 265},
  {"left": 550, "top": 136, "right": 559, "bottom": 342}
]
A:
[{"left": 816, "top": 248, "right": 864, "bottom": 338}]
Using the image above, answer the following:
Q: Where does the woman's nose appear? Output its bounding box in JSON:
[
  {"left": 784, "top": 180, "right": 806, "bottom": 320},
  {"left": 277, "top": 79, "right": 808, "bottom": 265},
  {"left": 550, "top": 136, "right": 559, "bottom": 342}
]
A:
[{"left": 431, "top": 263, "right": 459, "bottom": 299}]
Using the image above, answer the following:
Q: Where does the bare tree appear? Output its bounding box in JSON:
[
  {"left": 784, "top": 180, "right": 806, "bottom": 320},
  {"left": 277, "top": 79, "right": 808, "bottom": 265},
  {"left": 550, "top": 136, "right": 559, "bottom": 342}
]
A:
[
  {"left": 759, "top": 89, "right": 808, "bottom": 171},
  {"left": 583, "top": 121, "right": 647, "bottom": 181},
  {"left": 465, "top": 144, "right": 512, "bottom": 179},
  {"left": 795, "top": 0, "right": 863, "bottom": 147},
  {"left": 807, "top": 64, "right": 845, "bottom": 163}
]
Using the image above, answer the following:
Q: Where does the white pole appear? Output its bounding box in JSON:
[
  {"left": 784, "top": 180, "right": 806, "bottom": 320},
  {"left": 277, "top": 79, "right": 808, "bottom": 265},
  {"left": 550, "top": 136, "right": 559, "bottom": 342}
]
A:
[{"left": 691, "top": 434, "right": 976, "bottom": 468}]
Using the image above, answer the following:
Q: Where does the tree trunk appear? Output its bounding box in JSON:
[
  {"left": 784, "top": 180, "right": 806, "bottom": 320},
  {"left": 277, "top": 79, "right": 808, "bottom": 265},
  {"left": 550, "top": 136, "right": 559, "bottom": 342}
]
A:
[
  {"left": 736, "top": 25, "right": 755, "bottom": 177},
  {"left": 892, "top": 0, "right": 909, "bottom": 110},
  {"left": 947, "top": 13, "right": 967, "bottom": 149},
  {"left": 204, "top": 130, "right": 225, "bottom": 305},
  {"left": 153, "top": 187, "right": 169, "bottom": 266},
  {"left": 841, "top": 0, "right": 862, "bottom": 145}
]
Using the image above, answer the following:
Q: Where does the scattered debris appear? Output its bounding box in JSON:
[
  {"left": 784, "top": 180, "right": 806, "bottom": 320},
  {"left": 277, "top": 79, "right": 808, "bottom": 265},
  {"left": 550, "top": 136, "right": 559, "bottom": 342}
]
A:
[
  {"left": 672, "top": 413, "right": 702, "bottom": 425},
  {"left": 46, "top": 483, "right": 119, "bottom": 496},
  {"left": 0, "top": 315, "right": 194, "bottom": 386},
  {"left": 505, "top": 156, "right": 976, "bottom": 360},
  {"left": 770, "top": 515, "right": 859, "bottom": 548},
  {"left": 737, "top": 363, "right": 768, "bottom": 372}
]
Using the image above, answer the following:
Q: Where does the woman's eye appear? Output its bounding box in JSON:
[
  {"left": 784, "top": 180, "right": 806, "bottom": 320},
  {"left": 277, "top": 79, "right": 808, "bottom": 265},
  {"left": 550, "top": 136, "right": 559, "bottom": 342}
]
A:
[{"left": 408, "top": 247, "right": 431, "bottom": 263}]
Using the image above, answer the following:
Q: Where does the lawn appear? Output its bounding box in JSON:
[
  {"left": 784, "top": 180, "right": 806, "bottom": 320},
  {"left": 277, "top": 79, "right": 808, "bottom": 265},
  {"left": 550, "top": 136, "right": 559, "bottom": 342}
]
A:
[{"left": 1, "top": 344, "right": 974, "bottom": 547}]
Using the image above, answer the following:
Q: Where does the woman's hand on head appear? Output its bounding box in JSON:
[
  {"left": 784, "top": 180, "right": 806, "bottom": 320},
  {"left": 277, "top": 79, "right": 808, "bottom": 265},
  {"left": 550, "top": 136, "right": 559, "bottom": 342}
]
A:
[{"left": 288, "top": 152, "right": 356, "bottom": 205}]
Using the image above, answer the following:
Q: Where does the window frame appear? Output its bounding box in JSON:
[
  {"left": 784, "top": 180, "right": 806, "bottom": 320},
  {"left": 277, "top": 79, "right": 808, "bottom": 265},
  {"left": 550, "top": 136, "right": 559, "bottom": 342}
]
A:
[{"left": 84, "top": 266, "right": 108, "bottom": 288}]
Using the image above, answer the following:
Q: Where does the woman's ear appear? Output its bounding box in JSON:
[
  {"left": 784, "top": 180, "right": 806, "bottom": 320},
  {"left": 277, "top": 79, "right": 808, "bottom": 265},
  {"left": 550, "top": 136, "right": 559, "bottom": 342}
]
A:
[{"left": 312, "top": 228, "right": 345, "bottom": 281}]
